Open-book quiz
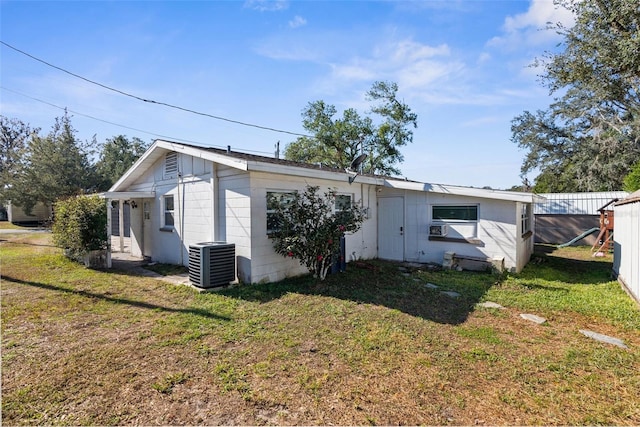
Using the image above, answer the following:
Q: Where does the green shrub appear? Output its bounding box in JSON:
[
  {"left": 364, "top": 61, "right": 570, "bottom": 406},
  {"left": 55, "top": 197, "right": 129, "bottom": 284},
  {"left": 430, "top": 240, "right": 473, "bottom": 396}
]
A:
[{"left": 52, "top": 195, "right": 108, "bottom": 260}]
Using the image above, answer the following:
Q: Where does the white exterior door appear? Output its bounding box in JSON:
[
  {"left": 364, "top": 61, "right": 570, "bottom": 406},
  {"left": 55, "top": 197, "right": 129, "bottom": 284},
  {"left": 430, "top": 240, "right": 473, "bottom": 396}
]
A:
[
  {"left": 142, "top": 200, "right": 153, "bottom": 258},
  {"left": 378, "top": 197, "right": 404, "bottom": 261}
]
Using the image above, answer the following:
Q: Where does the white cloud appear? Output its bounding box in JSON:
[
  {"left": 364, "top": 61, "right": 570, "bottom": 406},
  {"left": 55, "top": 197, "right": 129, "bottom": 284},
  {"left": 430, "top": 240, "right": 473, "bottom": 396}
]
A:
[
  {"left": 488, "top": 0, "right": 575, "bottom": 50},
  {"left": 244, "top": 0, "right": 288, "bottom": 12},
  {"left": 328, "top": 38, "right": 457, "bottom": 88},
  {"left": 289, "top": 15, "right": 307, "bottom": 28}
]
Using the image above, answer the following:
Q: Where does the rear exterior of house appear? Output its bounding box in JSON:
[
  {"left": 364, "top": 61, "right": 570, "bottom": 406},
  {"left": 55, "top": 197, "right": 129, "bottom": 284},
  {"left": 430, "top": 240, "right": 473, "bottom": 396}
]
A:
[
  {"left": 107, "top": 140, "right": 540, "bottom": 284},
  {"left": 378, "top": 182, "right": 536, "bottom": 273},
  {"left": 613, "top": 190, "right": 640, "bottom": 305}
]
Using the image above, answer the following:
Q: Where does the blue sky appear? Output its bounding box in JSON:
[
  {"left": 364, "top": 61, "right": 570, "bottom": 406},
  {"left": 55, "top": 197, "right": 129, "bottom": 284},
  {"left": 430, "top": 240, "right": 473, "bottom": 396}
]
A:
[{"left": 1, "top": 0, "right": 574, "bottom": 189}]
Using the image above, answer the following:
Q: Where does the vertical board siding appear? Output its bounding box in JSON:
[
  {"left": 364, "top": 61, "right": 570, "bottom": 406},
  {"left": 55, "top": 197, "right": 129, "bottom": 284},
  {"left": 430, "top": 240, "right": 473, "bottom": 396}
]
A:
[
  {"left": 218, "top": 171, "right": 252, "bottom": 283},
  {"left": 614, "top": 200, "right": 640, "bottom": 303},
  {"left": 401, "top": 191, "right": 521, "bottom": 271}
]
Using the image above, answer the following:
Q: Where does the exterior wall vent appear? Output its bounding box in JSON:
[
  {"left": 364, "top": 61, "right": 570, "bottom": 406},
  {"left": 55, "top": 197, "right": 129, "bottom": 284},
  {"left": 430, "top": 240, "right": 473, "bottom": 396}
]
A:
[
  {"left": 164, "top": 152, "right": 178, "bottom": 177},
  {"left": 188, "top": 242, "right": 236, "bottom": 288},
  {"left": 429, "top": 223, "right": 448, "bottom": 237}
]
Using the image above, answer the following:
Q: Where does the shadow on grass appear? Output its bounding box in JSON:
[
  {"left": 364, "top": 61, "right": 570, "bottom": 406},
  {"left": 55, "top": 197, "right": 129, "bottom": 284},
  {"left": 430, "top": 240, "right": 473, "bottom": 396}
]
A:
[
  {"left": 219, "top": 260, "right": 498, "bottom": 325},
  {"left": 2, "top": 275, "right": 230, "bottom": 322},
  {"left": 524, "top": 246, "right": 614, "bottom": 285}
]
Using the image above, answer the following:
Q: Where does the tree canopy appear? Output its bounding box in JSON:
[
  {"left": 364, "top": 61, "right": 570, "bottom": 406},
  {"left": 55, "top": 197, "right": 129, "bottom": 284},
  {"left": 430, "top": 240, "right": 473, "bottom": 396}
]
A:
[
  {"left": 95, "top": 135, "right": 149, "bottom": 189},
  {"left": 1, "top": 113, "right": 149, "bottom": 215},
  {"left": 4, "top": 114, "right": 98, "bottom": 214},
  {"left": 285, "top": 81, "right": 417, "bottom": 176},
  {"left": 0, "top": 116, "right": 37, "bottom": 205},
  {"left": 511, "top": 0, "right": 640, "bottom": 192}
]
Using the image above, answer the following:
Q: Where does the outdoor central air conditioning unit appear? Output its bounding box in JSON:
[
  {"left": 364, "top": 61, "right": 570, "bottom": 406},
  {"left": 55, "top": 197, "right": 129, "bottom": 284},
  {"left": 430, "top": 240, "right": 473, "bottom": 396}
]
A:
[
  {"left": 188, "top": 242, "right": 236, "bottom": 288},
  {"left": 429, "top": 223, "right": 448, "bottom": 237}
]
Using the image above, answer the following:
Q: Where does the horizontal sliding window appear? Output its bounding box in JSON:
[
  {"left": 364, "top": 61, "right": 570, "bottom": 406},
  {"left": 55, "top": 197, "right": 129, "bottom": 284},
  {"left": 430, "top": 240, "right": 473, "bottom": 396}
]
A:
[{"left": 432, "top": 205, "right": 478, "bottom": 221}]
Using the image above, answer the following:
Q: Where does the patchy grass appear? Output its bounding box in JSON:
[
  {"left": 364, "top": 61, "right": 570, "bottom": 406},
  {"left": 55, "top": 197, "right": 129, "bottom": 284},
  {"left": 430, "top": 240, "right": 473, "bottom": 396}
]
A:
[
  {"left": 0, "top": 221, "right": 26, "bottom": 230},
  {"left": 144, "top": 263, "right": 189, "bottom": 276},
  {"left": 2, "top": 236, "right": 639, "bottom": 426}
]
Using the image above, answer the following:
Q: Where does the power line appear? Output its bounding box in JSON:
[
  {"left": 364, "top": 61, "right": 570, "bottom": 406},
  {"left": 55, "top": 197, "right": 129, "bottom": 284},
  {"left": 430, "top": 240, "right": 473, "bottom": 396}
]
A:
[
  {"left": 0, "top": 86, "right": 275, "bottom": 155},
  {"left": 1, "top": 40, "right": 310, "bottom": 138}
]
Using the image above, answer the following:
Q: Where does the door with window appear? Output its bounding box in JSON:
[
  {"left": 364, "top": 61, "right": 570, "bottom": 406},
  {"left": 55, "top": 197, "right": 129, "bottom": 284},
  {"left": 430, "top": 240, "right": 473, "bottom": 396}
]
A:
[
  {"left": 142, "top": 200, "right": 153, "bottom": 257},
  {"left": 378, "top": 197, "right": 404, "bottom": 261}
]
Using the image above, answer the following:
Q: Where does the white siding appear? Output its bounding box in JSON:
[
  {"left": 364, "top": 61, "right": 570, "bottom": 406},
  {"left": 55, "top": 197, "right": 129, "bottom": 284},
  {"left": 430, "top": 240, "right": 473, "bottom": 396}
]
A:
[
  {"left": 248, "top": 172, "right": 378, "bottom": 284},
  {"left": 218, "top": 170, "right": 252, "bottom": 283},
  {"left": 116, "top": 153, "right": 214, "bottom": 266},
  {"left": 613, "top": 198, "right": 640, "bottom": 304},
  {"left": 382, "top": 190, "right": 525, "bottom": 272},
  {"left": 535, "top": 192, "right": 628, "bottom": 215}
]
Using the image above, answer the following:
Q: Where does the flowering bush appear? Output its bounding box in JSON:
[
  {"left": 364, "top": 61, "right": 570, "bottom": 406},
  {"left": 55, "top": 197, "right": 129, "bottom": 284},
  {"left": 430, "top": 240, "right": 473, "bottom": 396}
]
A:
[{"left": 270, "top": 185, "right": 364, "bottom": 280}]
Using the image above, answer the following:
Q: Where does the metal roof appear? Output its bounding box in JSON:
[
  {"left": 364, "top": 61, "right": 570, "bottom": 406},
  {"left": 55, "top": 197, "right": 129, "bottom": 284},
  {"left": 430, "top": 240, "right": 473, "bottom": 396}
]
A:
[{"left": 534, "top": 192, "right": 629, "bottom": 215}]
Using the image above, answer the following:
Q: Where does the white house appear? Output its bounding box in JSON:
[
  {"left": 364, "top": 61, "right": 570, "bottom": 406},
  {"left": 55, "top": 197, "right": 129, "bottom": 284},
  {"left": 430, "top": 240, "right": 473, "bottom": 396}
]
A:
[
  {"left": 613, "top": 190, "right": 640, "bottom": 305},
  {"left": 105, "top": 140, "right": 543, "bottom": 284}
]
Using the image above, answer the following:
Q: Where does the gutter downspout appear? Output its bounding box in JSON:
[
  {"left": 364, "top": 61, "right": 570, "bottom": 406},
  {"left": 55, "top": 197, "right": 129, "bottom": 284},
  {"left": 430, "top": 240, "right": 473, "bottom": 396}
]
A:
[
  {"left": 177, "top": 169, "right": 184, "bottom": 266},
  {"left": 211, "top": 162, "right": 219, "bottom": 241}
]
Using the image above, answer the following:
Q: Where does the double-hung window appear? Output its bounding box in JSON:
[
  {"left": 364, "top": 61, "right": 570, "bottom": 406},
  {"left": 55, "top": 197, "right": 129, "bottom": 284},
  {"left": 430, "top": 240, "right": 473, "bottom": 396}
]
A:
[
  {"left": 266, "top": 191, "right": 295, "bottom": 235},
  {"left": 334, "top": 194, "right": 352, "bottom": 214},
  {"left": 521, "top": 204, "right": 532, "bottom": 236},
  {"left": 163, "top": 195, "right": 175, "bottom": 229}
]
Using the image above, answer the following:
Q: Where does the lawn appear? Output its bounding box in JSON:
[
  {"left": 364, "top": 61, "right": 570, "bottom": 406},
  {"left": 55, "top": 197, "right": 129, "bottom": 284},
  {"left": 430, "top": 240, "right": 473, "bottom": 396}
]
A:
[{"left": 2, "top": 233, "right": 639, "bottom": 425}]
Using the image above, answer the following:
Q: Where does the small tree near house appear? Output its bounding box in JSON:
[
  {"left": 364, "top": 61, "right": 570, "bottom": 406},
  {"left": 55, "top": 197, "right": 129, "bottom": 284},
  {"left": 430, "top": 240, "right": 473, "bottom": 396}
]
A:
[{"left": 270, "top": 185, "right": 365, "bottom": 280}]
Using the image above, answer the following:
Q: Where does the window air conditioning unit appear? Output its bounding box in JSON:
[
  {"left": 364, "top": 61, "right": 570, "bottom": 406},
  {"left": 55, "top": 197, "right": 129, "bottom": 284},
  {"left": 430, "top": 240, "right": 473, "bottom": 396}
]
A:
[
  {"left": 188, "top": 242, "right": 236, "bottom": 288},
  {"left": 429, "top": 223, "right": 448, "bottom": 237}
]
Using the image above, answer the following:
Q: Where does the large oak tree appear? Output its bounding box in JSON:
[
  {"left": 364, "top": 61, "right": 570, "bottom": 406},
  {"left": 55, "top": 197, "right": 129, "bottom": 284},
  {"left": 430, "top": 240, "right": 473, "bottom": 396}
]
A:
[
  {"left": 512, "top": 0, "right": 640, "bottom": 192},
  {"left": 285, "top": 81, "right": 417, "bottom": 176}
]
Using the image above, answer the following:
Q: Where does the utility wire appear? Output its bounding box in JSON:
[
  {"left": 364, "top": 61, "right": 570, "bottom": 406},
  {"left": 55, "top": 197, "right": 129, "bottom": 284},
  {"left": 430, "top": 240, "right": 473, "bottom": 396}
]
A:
[
  {"left": 0, "top": 86, "right": 275, "bottom": 156},
  {"left": 1, "top": 40, "right": 310, "bottom": 138}
]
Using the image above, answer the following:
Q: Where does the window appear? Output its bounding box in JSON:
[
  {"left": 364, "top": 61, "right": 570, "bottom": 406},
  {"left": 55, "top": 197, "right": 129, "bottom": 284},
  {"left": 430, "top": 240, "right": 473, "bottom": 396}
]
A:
[
  {"left": 164, "top": 152, "right": 178, "bottom": 177},
  {"left": 163, "top": 195, "right": 175, "bottom": 228},
  {"left": 521, "top": 203, "right": 531, "bottom": 235},
  {"left": 143, "top": 201, "right": 151, "bottom": 220},
  {"left": 432, "top": 205, "right": 478, "bottom": 221},
  {"left": 266, "top": 191, "right": 295, "bottom": 235},
  {"left": 334, "top": 194, "right": 352, "bottom": 213}
]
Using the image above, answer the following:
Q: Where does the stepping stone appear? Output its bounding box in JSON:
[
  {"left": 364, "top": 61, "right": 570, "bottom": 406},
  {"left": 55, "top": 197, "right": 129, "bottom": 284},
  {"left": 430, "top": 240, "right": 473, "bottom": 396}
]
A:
[
  {"left": 579, "top": 330, "right": 628, "bottom": 349},
  {"left": 401, "top": 273, "right": 410, "bottom": 277},
  {"left": 398, "top": 267, "right": 408, "bottom": 272},
  {"left": 424, "top": 283, "right": 439, "bottom": 289},
  {"left": 478, "top": 301, "right": 505, "bottom": 309},
  {"left": 520, "top": 313, "right": 547, "bottom": 324},
  {"left": 441, "top": 290, "right": 461, "bottom": 298}
]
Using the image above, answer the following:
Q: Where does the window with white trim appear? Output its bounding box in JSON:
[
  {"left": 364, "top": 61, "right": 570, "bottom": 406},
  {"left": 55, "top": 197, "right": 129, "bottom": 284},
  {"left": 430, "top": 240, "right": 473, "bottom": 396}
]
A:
[
  {"left": 334, "top": 194, "right": 352, "bottom": 214},
  {"left": 432, "top": 205, "right": 478, "bottom": 221},
  {"left": 266, "top": 191, "right": 295, "bottom": 235},
  {"left": 521, "top": 203, "right": 531, "bottom": 235},
  {"left": 431, "top": 204, "right": 479, "bottom": 240},
  {"left": 163, "top": 195, "right": 175, "bottom": 228}
]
